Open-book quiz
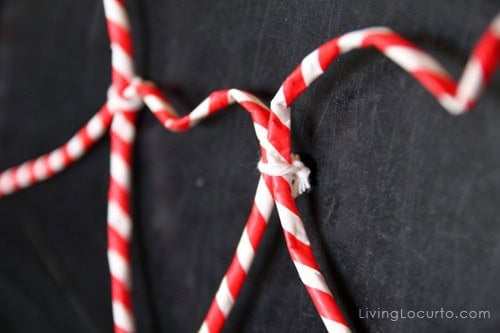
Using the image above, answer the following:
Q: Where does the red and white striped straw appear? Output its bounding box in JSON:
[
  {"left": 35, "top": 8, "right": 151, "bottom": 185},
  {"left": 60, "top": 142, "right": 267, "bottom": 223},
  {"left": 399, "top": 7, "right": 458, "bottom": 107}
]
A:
[
  {"left": 262, "top": 12, "right": 500, "bottom": 333},
  {"left": 131, "top": 84, "right": 277, "bottom": 332},
  {"left": 132, "top": 80, "right": 347, "bottom": 332},
  {"left": 270, "top": 15, "right": 500, "bottom": 125},
  {"left": 106, "top": 94, "right": 141, "bottom": 333},
  {"left": 3, "top": 14, "right": 497, "bottom": 200},
  {"left": 126, "top": 80, "right": 304, "bottom": 332},
  {"left": 0, "top": 3, "right": 498, "bottom": 332},
  {"left": 0, "top": 105, "right": 113, "bottom": 198},
  {"left": 103, "top": 0, "right": 141, "bottom": 332}
]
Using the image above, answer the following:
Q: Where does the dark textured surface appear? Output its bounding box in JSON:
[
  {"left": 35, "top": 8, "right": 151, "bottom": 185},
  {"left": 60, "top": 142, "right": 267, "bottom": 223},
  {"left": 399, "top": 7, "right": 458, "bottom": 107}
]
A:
[{"left": 0, "top": 1, "right": 499, "bottom": 332}]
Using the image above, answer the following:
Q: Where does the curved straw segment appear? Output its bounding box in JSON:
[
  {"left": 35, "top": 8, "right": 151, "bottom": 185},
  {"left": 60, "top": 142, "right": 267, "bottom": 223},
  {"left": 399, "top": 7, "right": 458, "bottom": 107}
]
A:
[
  {"left": 0, "top": 105, "right": 113, "bottom": 198},
  {"left": 268, "top": 15, "right": 500, "bottom": 161}
]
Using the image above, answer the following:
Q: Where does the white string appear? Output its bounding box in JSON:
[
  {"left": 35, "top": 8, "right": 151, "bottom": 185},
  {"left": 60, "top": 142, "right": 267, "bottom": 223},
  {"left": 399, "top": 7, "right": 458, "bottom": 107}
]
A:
[{"left": 258, "top": 154, "right": 311, "bottom": 197}]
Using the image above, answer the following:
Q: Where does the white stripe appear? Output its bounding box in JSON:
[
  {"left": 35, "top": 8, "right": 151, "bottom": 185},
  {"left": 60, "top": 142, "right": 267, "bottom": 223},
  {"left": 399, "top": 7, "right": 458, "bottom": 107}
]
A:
[
  {"left": 48, "top": 149, "right": 65, "bottom": 172},
  {"left": 301, "top": 49, "right": 324, "bottom": 86},
  {"left": 189, "top": 98, "right": 211, "bottom": 126},
  {"left": 228, "top": 89, "right": 269, "bottom": 110},
  {"left": 322, "top": 317, "right": 351, "bottom": 333},
  {"left": 215, "top": 278, "right": 234, "bottom": 317},
  {"left": 275, "top": 202, "right": 311, "bottom": 245},
  {"left": 253, "top": 123, "right": 269, "bottom": 146},
  {"left": 456, "top": 58, "right": 483, "bottom": 107},
  {"left": 33, "top": 157, "right": 49, "bottom": 181},
  {"left": 16, "top": 163, "right": 32, "bottom": 188},
  {"left": 110, "top": 153, "right": 131, "bottom": 189},
  {"left": 108, "top": 201, "right": 132, "bottom": 239},
  {"left": 87, "top": 115, "right": 105, "bottom": 140},
  {"left": 270, "top": 87, "right": 291, "bottom": 128},
  {"left": 164, "top": 119, "right": 174, "bottom": 129},
  {"left": 254, "top": 177, "right": 274, "bottom": 220},
  {"left": 103, "top": 0, "right": 130, "bottom": 30},
  {"left": 198, "top": 322, "right": 209, "bottom": 333},
  {"left": 112, "top": 301, "right": 135, "bottom": 333},
  {"left": 143, "top": 95, "right": 164, "bottom": 111},
  {"left": 111, "top": 43, "right": 135, "bottom": 80},
  {"left": 384, "top": 46, "right": 448, "bottom": 75},
  {"left": 492, "top": 14, "right": 500, "bottom": 38},
  {"left": 0, "top": 169, "right": 14, "bottom": 195},
  {"left": 67, "top": 135, "right": 84, "bottom": 159},
  {"left": 236, "top": 230, "right": 255, "bottom": 272},
  {"left": 293, "top": 261, "right": 332, "bottom": 294},
  {"left": 108, "top": 249, "right": 131, "bottom": 289},
  {"left": 337, "top": 27, "right": 392, "bottom": 53},
  {"left": 438, "top": 95, "right": 466, "bottom": 115},
  {"left": 112, "top": 113, "right": 136, "bottom": 143},
  {"left": 144, "top": 95, "right": 177, "bottom": 116}
]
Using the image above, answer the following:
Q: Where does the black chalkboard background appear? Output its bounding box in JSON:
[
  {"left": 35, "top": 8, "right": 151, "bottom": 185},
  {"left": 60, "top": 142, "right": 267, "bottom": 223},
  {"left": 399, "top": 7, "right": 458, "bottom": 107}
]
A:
[{"left": 0, "top": 1, "right": 499, "bottom": 332}]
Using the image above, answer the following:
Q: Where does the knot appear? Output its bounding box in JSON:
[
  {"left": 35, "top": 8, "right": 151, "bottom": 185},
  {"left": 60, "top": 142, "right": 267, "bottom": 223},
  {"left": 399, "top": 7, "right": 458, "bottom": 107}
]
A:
[
  {"left": 258, "top": 154, "right": 311, "bottom": 197},
  {"left": 107, "top": 77, "right": 144, "bottom": 112}
]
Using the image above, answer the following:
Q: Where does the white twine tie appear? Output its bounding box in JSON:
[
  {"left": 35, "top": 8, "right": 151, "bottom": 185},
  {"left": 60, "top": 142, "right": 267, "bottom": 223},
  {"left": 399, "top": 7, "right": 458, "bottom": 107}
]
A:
[{"left": 257, "top": 154, "right": 311, "bottom": 197}]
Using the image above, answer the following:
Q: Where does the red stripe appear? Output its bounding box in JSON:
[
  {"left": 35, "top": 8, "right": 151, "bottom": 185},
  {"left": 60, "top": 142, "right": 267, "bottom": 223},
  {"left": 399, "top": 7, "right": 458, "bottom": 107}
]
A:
[
  {"left": 168, "top": 117, "right": 191, "bottom": 131},
  {"left": 108, "top": 225, "right": 130, "bottom": 259},
  {"left": 225, "top": 257, "right": 247, "bottom": 298},
  {"left": 78, "top": 129, "right": 94, "bottom": 151},
  {"left": 111, "top": 68, "right": 131, "bottom": 96},
  {"left": 27, "top": 160, "right": 37, "bottom": 185},
  {"left": 262, "top": 174, "right": 274, "bottom": 192},
  {"left": 272, "top": 176, "right": 300, "bottom": 215},
  {"left": 106, "top": 19, "right": 133, "bottom": 55},
  {"left": 472, "top": 28, "right": 500, "bottom": 85},
  {"left": 121, "top": 109, "right": 138, "bottom": 122},
  {"left": 282, "top": 65, "right": 307, "bottom": 106},
  {"left": 305, "top": 286, "right": 348, "bottom": 327},
  {"left": 60, "top": 145, "right": 73, "bottom": 167},
  {"left": 109, "top": 178, "right": 130, "bottom": 213},
  {"left": 318, "top": 38, "right": 341, "bottom": 71},
  {"left": 411, "top": 69, "right": 457, "bottom": 99},
  {"left": 10, "top": 166, "right": 20, "bottom": 192},
  {"left": 246, "top": 204, "right": 268, "bottom": 249},
  {"left": 111, "top": 275, "right": 133, "bottom": 311},
  {"left": 362, "top": 32, "right": 417, "bottom": 51},
  {"left": 268, "top": 115, "right": 291, "bottom": 161},
  {"left": 239, "top": 101, "right": 270, "bottom": 128},
  {"left": 111, "top": 131, "right": 133, "bottom": 162},
  {"left": 204, "top": 301, "right": 226, "bottom": 333},
  {"left": 208, "top": 90, "right": 230, "bottom": 113},
  {"left": 286, "top": 233, "right": 320, "bottom": 270},
  {"left": 136, "top": 82, "right": 165, "bottom": 100}
]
